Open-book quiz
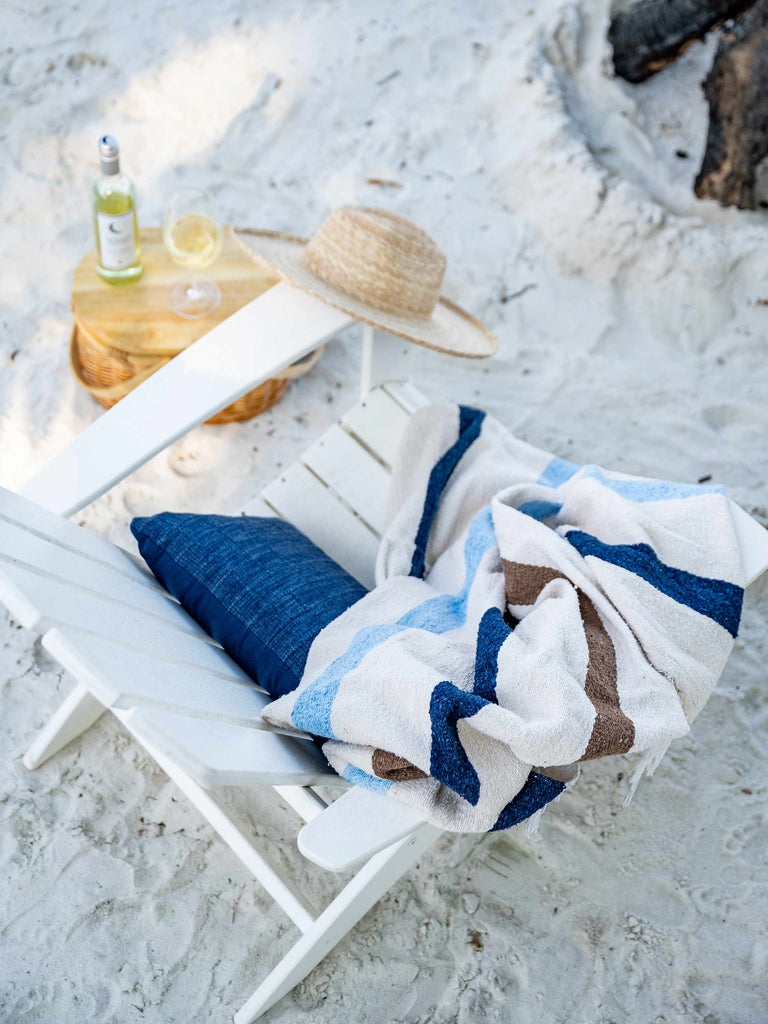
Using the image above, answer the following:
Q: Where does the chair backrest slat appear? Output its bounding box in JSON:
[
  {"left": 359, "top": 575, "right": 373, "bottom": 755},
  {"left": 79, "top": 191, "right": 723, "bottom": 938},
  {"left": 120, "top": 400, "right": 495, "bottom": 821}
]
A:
[
  {"left": 301, "top": 424, "right": 390, "bottom": 536},
  {"left": 341, "top": 386, "right": 413, "bottom": 468},
  {"left": 262, "top": 462, "right": 379, "bottom": 588}
]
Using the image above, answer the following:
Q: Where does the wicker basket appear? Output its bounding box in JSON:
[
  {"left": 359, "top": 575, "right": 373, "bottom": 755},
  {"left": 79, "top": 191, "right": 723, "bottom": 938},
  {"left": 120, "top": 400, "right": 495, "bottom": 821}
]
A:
[
  {"left": 69, "top": 317, "right": 318, "bottom": 425},
  {"left": 69, "top": 226, "right": 323, "bottom": 425}
]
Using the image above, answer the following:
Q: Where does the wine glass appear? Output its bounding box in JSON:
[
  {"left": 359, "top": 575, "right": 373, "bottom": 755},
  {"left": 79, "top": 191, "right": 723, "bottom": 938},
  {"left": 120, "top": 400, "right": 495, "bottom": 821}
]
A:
[{"left": 164, "top": 187, "right": 223, "bottom": 319}]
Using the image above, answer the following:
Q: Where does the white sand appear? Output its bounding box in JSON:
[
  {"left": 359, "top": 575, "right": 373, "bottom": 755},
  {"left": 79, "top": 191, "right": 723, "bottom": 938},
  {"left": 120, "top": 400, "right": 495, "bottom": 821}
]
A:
[{"left": 2, "top": 1, "right": 768, "bottom": 1021}]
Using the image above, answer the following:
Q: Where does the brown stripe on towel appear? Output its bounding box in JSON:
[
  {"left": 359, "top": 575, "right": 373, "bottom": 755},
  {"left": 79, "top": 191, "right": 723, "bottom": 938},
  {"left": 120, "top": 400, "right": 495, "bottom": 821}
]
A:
[
  {"left": 503, "top": 562, "right": 562, "bottom": 605},
  {"left": 372, "top": 749, "right": 428, "bottom": 781},
  {"left": 501, "top": 560, "right": 635, "bottom": 760}
]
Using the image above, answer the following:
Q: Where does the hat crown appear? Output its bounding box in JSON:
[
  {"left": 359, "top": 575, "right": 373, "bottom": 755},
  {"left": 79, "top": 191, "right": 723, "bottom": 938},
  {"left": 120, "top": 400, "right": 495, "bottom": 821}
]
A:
[{"left": 302, "top": 207, "right": 446, "bottom": 321}]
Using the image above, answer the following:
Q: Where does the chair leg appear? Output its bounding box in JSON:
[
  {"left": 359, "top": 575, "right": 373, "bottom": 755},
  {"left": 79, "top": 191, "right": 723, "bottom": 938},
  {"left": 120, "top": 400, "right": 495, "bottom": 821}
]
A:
[
  {"left": 118, "top": 711, "right": 318, "bottom": 934},
  {"left": 233, "top": 825, "right": 438, "bottom": 1024},
  {"left": 22, "top": 681, "right": 104, "bottom": 770}
]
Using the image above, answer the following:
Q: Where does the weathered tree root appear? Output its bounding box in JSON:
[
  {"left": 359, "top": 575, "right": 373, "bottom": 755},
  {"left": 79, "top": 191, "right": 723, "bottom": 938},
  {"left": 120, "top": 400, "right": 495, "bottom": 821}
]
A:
[
  {"left": 694, "top": 0, "right": 768, "bottom": 208},
  {"left": 609, "top": 0, "right": 755, "bottom": 83}
]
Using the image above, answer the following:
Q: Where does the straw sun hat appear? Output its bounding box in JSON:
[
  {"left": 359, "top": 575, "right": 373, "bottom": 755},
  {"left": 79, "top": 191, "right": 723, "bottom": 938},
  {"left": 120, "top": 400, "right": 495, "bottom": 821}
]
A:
[{"left": 234, "top": 206, "right": 498, "bottom": 359}]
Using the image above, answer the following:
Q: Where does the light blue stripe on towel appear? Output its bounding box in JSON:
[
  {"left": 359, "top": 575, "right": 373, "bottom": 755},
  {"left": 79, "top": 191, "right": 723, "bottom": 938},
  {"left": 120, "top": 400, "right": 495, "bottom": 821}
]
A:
[
  {"left": 538, "top": 457, "right": 723, "bottom": 502},
  {"left": 538, "top": 456, "right": 580, "bottom": 488},
  {"left": 290, "top": 506, "right": 497, "bottom": 738},
  {"left": 578, "top": 466, "right": 724, "bottom": 502},
  {"left": 342, "top": 763, "right": 393, "bottom": 793}
]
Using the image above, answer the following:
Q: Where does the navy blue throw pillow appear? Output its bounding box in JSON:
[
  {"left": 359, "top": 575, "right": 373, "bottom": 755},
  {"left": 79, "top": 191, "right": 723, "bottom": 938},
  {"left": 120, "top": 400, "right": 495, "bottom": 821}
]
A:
[{"left": 130, "top": 514, "right": 367, "bottom": 699}]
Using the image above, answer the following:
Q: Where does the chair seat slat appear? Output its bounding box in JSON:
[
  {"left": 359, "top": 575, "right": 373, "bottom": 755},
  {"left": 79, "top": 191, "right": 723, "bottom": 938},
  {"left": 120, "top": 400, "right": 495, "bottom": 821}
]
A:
[
  {"left": 0, "top": 554, "right": 222, "bottom": 648},
  {"left": 382, "top": 380, "right": 431, "bottom": 415},
  {"left": 0, "top": 486, "right": 162, "bottom": 590},
  {"left": 238, "top": 496, "right": 279, "bottom": 519},
  {"left": 43, "top": 627, "right": 274, "bottom": 728},
  {"left": 0, "top": 519, "right": 193, "bottom": 629},
  {"left": 116, "top": 707, "right": 341, "bottom": 789}
]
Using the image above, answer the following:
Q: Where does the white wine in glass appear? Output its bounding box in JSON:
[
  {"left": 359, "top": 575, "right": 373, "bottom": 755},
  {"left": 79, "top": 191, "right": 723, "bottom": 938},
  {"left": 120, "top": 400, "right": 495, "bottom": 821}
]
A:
[{"left": 164, "top": 188, "right": 223, "bottom": 319}]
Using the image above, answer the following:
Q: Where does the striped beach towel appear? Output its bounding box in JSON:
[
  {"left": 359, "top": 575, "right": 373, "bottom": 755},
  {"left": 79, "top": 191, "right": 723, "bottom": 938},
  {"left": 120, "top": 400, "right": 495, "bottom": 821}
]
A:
[{"left": 262, "top": 404, "right": 745, "bottom": 833}]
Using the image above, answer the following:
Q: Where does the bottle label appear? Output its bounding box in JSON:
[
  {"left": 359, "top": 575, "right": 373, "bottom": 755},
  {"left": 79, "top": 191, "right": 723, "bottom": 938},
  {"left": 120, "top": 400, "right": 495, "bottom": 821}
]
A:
[{"left": 97, "top": 210, "right": 137, "bottom": 270}]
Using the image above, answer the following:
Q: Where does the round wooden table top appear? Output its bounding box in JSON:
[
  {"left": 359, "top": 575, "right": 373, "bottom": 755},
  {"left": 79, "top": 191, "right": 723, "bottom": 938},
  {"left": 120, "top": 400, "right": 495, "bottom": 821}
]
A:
[{"left": 72, "top": 226, "right": 280, "bottom": 356}]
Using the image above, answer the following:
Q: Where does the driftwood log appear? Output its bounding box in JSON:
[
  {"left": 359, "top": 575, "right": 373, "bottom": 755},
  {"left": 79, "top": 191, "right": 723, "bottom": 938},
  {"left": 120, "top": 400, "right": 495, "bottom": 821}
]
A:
[
  {"left": 694, "top": 0, "right": 768, "bottom": 208},
  {"left": 609, "top": 0, "right": 755, "bottom": 83}
]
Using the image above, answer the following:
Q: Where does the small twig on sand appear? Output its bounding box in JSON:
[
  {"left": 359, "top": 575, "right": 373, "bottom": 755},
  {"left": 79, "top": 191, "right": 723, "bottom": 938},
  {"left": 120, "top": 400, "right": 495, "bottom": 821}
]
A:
[
  {"left": 232, "top": 884, "right": 247, "bottom": 924},
  {"left": 366, "top": 178, "right": 404, "bottom": 189},
  {"left": 501, "top": 283, "right": 537, "bottom": 304},
  {"left": 376, "top": 70, "right": 401, "bottom": 86}
]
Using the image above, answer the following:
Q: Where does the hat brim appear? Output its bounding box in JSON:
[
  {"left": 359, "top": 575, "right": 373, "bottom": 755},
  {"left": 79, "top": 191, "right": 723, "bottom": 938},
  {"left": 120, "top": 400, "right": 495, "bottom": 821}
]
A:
[{"left": 233, "top": 228, "right": 498, "bottom": 359}]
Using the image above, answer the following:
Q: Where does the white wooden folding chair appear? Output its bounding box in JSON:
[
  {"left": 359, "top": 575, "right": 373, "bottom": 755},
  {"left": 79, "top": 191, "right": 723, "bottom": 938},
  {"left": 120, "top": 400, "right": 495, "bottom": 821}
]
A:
[{"left": 3, "top": 280, "right": 768, "bottom": 1022}]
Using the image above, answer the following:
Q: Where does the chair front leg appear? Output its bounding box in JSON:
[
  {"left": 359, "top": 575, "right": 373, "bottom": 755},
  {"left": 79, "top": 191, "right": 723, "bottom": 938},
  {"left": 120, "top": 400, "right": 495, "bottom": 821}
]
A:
[
  {"left": 22, "top": 681, "right": 104, "bottom": 770},
  {"left": 234, "top": 824, "right": 439, "bottom": 1023}
]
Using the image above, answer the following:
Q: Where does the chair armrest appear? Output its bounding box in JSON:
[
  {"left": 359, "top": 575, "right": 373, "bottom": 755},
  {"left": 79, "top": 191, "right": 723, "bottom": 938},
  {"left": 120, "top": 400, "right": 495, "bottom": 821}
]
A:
[
  {"left": 297, "top": 786, "right": 439, "bottom": 872},
  {"left": 20, "top": 281, "right": 353, "bottom": 517},
  {"left": 729, "top": 499, "right": 768, "bottom": 587}
]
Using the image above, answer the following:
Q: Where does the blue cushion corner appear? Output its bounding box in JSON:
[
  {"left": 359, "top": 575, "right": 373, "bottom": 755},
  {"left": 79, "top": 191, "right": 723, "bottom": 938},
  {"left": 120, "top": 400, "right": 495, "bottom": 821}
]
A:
[{"left": 130, "top": 513, "right": 367, "bottom": 699}]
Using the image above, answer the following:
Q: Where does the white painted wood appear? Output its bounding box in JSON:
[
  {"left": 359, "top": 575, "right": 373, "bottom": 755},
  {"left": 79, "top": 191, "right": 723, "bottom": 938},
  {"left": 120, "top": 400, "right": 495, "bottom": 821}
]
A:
[
  {"left": 234, "top": 824, "right": 439, "bottom": 1023},
  {"left": 301, "top": 425, "right": 390, "bottom": 535},
  {"left": 360, "top": 323, "right": 375, "bottom": 402},
  {"left": 262, "top": 462, "right": 379, "bottom": 588},
  {"left": 298, "top": 787, "right": 435, "bottom": 873},
  {"left": 1, "top": 557, "right": 227, "bottom": 659},
  {"left": 360, "top": 328, "right": 414, "bottom": 399},
  {"left": 116, "top": 708, "right": 318, "bottom": 934},
  {"left": 730, "top": 500, "right": 768, "bottom": 586},
  {"left": 383, "top": 379, "right": 430, "bottom": 414},
  {"left": 0, "top": 521, "right": 206, "bottom": 636},
  {"left": 19, "top": 282, "right": 354, "bottom": 518},
  {"left": 11, "top": 359, "right": 768, "bottom": 1024},
  {"left": 237, "top": 496, "right": 278, "bottom": 519},
  {"left": 22, "top": 682, "right": 105, "bottom": 770},
  {"left": 0, "top": 565, "right": 43, "bottom": 631},
  {"left": 0, "top": 486, "right": 162, "bottom": 590},
  {"left": 273, "top": 786, "right": 330, "bottom": 824},
  {"left": 1, "top": 560, "right": 254, "bottom": 681},
  {"left": 122, "top": 706, "right": 342, "bottom": 789},
  {"left": 341, "top": 386, "right": 412, "bottom": 468},
  {"left": 41, "top": 627, "right": 278, "bottom": 729}
]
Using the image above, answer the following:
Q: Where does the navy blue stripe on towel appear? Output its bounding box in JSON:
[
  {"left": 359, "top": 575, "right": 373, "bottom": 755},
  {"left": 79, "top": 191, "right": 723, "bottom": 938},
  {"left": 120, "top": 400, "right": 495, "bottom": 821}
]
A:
[
  {"left": 489, "top": 772, "right": 566, "bottom": 832},
  {"left": 566, "top": 530, "right": 743, "bottom": 638},
  {"left": 410, "top": 406, "right": 486, "bottom": 579},
  {"left": 473, "top": 607, "right": 510, "bottom": 703}
]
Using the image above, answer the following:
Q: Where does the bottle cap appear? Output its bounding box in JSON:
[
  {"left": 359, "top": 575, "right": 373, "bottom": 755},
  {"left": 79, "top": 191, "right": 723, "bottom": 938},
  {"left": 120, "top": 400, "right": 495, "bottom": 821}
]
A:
[{"left": 98, "top": 134, "right": 120, "bottom": 176}]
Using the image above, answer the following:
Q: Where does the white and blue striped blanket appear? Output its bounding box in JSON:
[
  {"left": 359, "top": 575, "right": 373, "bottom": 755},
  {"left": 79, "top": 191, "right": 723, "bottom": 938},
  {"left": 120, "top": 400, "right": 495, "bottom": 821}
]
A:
[{"left": 263, "top": 403, "right": 745, "bottom": 833}]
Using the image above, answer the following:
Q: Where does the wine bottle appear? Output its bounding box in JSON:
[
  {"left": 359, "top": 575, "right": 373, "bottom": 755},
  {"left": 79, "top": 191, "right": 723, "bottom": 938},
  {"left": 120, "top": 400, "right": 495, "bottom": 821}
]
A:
[{"left": 92, "top": 135, "right": 142, "bottom": 282}]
